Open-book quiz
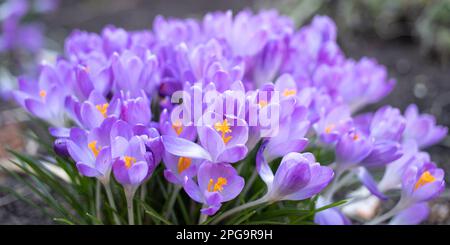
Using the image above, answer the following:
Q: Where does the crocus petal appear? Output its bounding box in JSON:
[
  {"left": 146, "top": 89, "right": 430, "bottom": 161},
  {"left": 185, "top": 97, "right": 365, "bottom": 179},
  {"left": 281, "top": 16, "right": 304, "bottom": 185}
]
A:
[
  {"left": 76, "top": 163, "right": 101, "bottom": 177},
  {"left": 284, "top": 163, "right": 334, "bottom": 200},
  {"left": 389, "top": 202, "right": 429, "bottom": 225},
  {"left": 256, "top": 140, "right": 275, "bottom": 186},
  {"left": 25, "top": 99, "right": 51, "bottom": 119},
  {"left": 183, "top": 178, "right": 203, "bottom": 203},
  {"left": 128, "top": 161, "right": 149, "bottom": 186},
  {"left": 162, "top": 135, "right": 212, "bottom": 161},
  {"left": 216, "top": 145, "right": 248, "bottom": 163},
  {"left": 356, "top": 167, "right": 388, "bottom": 200}
]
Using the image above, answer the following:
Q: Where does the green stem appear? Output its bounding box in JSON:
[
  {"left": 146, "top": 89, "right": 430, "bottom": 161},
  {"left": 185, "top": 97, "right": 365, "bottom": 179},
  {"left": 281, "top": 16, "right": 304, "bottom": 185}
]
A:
[
  {"left": 198, "top": 204, "right": 208, "bottom": 224},
  {"left": 102, "top": 181, "right": 121, "bottom": 225},
  {"left": 238, "top": 171, "right": 258, "bottom": 202},
  {"left": 211, "top": 196, "right": 268, "bottom": 225},
  {"left": 95, "top": 180, "right": 102, "bottom": 221},
  {"left": 125, "top": 187, "right": 137, "bottom": 225},
  {"left": 165, "top": 185, "right": 181, "bottom": 219},
  {"left": 366, "top": 201, "right": 407, "bottom": 225}
]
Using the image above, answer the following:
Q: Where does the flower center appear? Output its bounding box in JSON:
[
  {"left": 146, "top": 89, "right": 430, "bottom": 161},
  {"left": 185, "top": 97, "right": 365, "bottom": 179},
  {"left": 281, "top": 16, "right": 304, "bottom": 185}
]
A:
[
  {"left": 414, "top": 171, "right": 436, "bottom": 190},
  {"left": 214, "top": 119, "right": 232, "bottom": 144},
  {"left": 258, "top": 100, "right": 268, "bottom": 108},
  {"left": 88, "top": 140, "right": 101, "bottom": 157},
  {"left": 95, "top": 103, "right": 109, "bottom": 118},
  {"left": 172, "top": 120, "right": 183, "bottom": 136},
  {"left": 282, "top": 89, "right": 296, "bottom": 97},
  {"left": 207, "top": 177, "right": 228, "bottom": 192},
  {"left": 352, "top": 133, "right": 359, "bottom": 141},
  {"left": 124, "top": 156, "right": 137, "bottom": 169},
  {"left": 39, "top": 90, "right": 47, "bottom": 101},
  {"left": 325, "top": 124, "right": 335, "bottom": 134},
  {"left": 177, "top": 157, "right": 192, "bottom": 174}
]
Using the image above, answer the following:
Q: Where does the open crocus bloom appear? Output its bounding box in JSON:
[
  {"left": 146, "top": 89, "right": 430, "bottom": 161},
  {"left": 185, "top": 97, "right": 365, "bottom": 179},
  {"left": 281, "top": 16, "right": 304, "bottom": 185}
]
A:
[
  {"left": 66, "top": 127, "right": 113, "bottom": 180},
  {"left": 400, "top": 161, "right": 445, "bottom": 205},
  {"left": 112, "top": 136, "right": 156, "bottom": 187},
  {"left": 183, "top": 162, "right": 245, "bottom": 215},
  {"left": 13, "top": 65, "right": 67, "bottom": 127},
  {"left": 256, "top": 142, "right": 334, "bottom": 201},
  {"left": 313, "top": 105, "right": 352, "bottom": 145}
]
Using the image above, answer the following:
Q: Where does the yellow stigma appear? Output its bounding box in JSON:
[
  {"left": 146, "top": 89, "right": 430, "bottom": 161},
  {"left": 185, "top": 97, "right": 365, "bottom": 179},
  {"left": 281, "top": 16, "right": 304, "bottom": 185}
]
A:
[
  {"left": 207, "top": 177, "right": 228, "bottom": 192},
  {"left": 214, "top": 119, "right": 232, "bottom": 144},
  {"left": 39, "top": 90, "right": 47, "bottom": 100},
  {"left": 414, "top": 171, "right": 436, "bottom": 190},
  {"left": 282, "top": 89, "right": 296, "bottom": 97},
  {"left": 95, "top": 103, "right": 109, "bottom": 118},
  {"left": 258, "top": 100, "right": 268, "bottom": 108},
  {"left": 352, "top": 133, "right": 359, "bottom": 141},
  {"left": 325, "top": 124, "right": 335, "bottom": 134},
  {"left": 177, "top": 157, "right": 192, "bottom": 174},
  {"left": 124, "top": 156, "right": 137, "bottom": 169},
  {"left": 88, "top": 140, "right": 100, "bottom": 157},
  {"left": 172, "top": 121, "right": 183, "bottom": 136}
]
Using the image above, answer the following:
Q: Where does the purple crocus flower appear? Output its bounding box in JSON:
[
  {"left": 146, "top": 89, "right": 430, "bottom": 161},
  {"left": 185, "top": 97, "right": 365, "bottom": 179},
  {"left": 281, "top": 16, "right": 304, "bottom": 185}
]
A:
[
  {"left": 64, "top": 30, "right": 103, "bottom": 62},
  {"left": 389, "top": 202, "right": 429, "bottom": 225},
  {"left": 369, "top": 106, "right": 406, "bottom": 142},
  {"left": 313, "top": 105, "right": 352, "bottom": 145},
  {"left": 101, "top": 25, "right": 129, "bottom": 56},
  {"left": 112, "top": 135, "right": 156, "bottom": 188},
  {"left": 111, "top": 50, "right": 158, "bottom": 96},
  {"left": 256, "top": 142, "right": 334, "bottom": 201},
  {"left": 13, "top": 64, "right": 68, "bottom": 127},
  {"left": 403, "top": 104, "right": 448, "bottom": 149},
  {"left": 65, "top": 90, "right": 112, "bottom": 130},
  {"left": 183, "top": 161, "right": 244, "bottom": 215},
  {"left": 378, "top": 140, "right": 430, "bottom": 192},
  {"left": 263, "top": 106, "right": 309, "bottom": 162},
  {"left": 338, "top": 58, "right": 395, "bottom": 112},
  {"left": 66, "top": 119, "right": 116, "bottom": 182},
  {"left": 335, "top": 128, "right": 373, "bottom": 170},
  {"left": 109, "top": 90, "right": 152, "bottom": 126},
  {"left": 198, "top": 112, "right": 249, "bottom": 163},
  {"left": 400, "top": 161, "right": 445, "bottom": 205}
]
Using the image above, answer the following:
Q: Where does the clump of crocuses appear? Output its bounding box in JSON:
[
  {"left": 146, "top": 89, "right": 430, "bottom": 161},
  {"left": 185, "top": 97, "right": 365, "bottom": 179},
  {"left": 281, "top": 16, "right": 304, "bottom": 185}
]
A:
[{"left": 12, "top": 9, "right": 447, "bottom": 225}]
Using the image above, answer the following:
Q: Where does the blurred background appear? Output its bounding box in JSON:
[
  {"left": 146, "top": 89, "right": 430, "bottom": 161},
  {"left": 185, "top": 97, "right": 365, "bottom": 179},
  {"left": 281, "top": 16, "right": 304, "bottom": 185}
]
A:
[{"left": 1, "top": 0, "right": 449, "bottom": 224}]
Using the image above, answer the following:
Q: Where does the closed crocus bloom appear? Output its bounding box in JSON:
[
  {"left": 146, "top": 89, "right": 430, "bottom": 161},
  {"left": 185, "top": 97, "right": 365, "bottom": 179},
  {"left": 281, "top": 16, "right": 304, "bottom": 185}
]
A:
[
  {"left": 359, "top": 140, "right": 403, "bottom": 168},
  {"left": 370, "top": 106, "right": 406, "bottom": 142},
  {"left": 338, "top": 58, "right": 395, "bottom": 113},
  {"left": 400, "top": 161, "right": 445, "bottom": 205},
  {"left": 403, "top": 104, "right": 448, "bottom": 149},
  {"left": 183, "top": 162, "right": 244, "bottom": 215},
  {"left": 256, "top": 142, "right": 334, "bottom": 202},
  {"left": 389, "top": 202, "right": 429, "bottom": 225},
  {"left": 111, "top": 50, "right": 158, "bottom": 96},
  {"left": 101, "top": 25, "right": 129, "bottom": 56},
  {"left": 109, "top": 90, "right": 152, "bottom": 126},
  {"left": 314, "top": 197, "right": 351, "bottom": 225}
]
